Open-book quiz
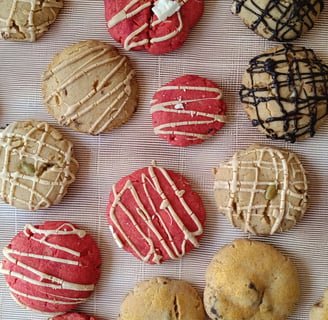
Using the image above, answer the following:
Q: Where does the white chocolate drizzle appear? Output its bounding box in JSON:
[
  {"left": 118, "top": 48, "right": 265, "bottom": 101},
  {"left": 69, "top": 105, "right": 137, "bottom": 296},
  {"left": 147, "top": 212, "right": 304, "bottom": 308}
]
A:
[
  {"left": 107, "top": 0, "right": 189, "bottom": 51},
  {"left": 108, "top": 165, "right": 204, "bottom": 264},
  {"left": 0, "top": 223, "right": 97, "bottom": 307},
  {"left": 0, "top": 121, "right": 78, "bottom": 211},
  {"left": 0, "top": 0, "right": 63, "bottom": 41},
  {"left": 43, "top": 42, "right": 136, "bottom": 135},
  {"left": 214, "top": 145, "right": 308, "bottom": 234},
  {"left": 151, "top": 84, "right": 227, "bottom": 142}
]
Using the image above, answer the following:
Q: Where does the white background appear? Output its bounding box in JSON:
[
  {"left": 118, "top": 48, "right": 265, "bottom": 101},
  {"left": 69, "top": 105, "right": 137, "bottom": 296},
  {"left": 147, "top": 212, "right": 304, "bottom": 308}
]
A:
[{"left": 0, "top": 0, "right": 328, "bottom": 319}]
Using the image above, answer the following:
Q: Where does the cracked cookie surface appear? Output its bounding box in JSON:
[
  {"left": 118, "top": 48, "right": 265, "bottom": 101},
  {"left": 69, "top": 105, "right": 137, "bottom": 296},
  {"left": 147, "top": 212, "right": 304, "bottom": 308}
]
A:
[
  {"left": 204, "top": 239, "right": 300, "bottom": 320},
  {"left": 0, "top": 0, "right": 63, "bottom": 41},
  {"left": 310, "top": 288, "right": 328, "bottom": 320},
  {"left": 118, "top": 277, "right": 206, "bottom": 320}
]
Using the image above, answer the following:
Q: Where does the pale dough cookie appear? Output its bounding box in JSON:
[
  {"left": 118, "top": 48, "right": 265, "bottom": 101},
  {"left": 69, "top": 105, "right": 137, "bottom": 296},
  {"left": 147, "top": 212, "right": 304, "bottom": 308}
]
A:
[
  {"left": 42, "top": 40, "right": 138, "bottom": 135},
  {"left": 240, "top": 44, "right": 328, "bottom": 143},
  {"left": 231, "top": 0, "right": 324, "bottom": 42},
  {"left": 213, "top": 144, "right": 308, "bottom": 235},
  {"left": 310, "top": 288, "right": 328, "bottom": 320},
  {"left": 0, "top": 0, "right": 63, "bottom": 41},
  {"left": 0, "top": 120, "right": 78, "bottom": 211},
  {"left": 204, "top": 239, "right": 300, "bottom": 320},
  {"left": 118, "top": 277, "right": 206, "bottom": 320}
]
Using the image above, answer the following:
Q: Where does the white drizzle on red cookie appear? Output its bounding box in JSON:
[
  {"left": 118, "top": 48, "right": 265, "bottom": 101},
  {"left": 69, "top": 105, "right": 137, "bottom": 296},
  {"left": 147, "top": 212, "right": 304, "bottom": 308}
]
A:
[{"left": 107, "top": 165, "right": 205, "bottom": 264}]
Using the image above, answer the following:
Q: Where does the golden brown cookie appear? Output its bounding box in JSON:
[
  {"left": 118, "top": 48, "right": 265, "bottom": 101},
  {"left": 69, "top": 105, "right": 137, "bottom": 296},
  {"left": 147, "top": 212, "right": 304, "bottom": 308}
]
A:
[
  {"left": 0, "top": 0, "right": 63, "bottom": 41},
  {"left": 42, "top": 40, "right": 138, "bottom": 135},
  {"left": 204, "top": 239, "right": 300, "bottom": 320},
  {"left": 118, "top": 277, "right": 206, "bottom": 320},
  {"left": 213, "top": 144, "right": 308, "bottom": 235},
  {"left": 240, "top": 44, "right": 328, "bottom": 143},
  {"left": 0, "top": 120, "right": 78, "bottom": 211},
  {"left": 310, "top": 288, "right": 328, "bottom": 320}
]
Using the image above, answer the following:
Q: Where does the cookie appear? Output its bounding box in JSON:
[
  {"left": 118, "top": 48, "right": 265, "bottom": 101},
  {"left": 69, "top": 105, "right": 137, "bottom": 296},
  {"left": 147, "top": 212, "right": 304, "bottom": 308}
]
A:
[
  {"left": 204, "top": 239, "right": 300, "bottom": 320},
  {"left": 42, "top": 40, "right": 138, "bottom": 135},
  {"left": 0, "top": 120, "right": 78, "bottom": 211},
  {"left": 107, "top": 164, "right": 206, "bottom": 264},
  {"left": 118, "top": 277, "right": 206, "bottom": 320},
  {"left": 231, "top": 0, "right": 324, "bottom": 42},
  {"left": 213, "top": 144, "right": 308, "bottom": 235},
  {"left": 50, "top": 313, "right": 99, "bottom": 320},
  {"left": 151, "top": 75, "right": 227, "bottom": 147},
  {"left": 310, "top": 288, "right": 328, "bottom": 320},
  {"left": 0, "top": 221, "right": 101, "bottom": 314},
  {"left": 104, "top": 0, "right": 204, "bottom": 55},
  {"left": 240, "top": 44, "right": 328, "bottom": 143},
  {"left": 0, "top": 0, "right": 63, "bottom": 41}
]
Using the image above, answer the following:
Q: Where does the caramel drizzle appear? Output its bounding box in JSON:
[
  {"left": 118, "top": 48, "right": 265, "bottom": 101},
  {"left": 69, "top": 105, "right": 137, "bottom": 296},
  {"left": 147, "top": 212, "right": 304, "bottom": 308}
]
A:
[
  {"left": 44, "top": 43, "right": 135, "bottom": 135},
  {"left": 232, "top": 0, "right": 324, "bottom": 41},
  {"left": 240, "top": 44, "right": 328, "bottom": 143},
  {"left": 0, "top": 0, "right": 63, "bottom": 41},
  {"left": 0, "top": 223, "right": 96, "bottom": 306},
  {"left": 109, "top": 165, "right": 203, "bottom": 264},
  {"left": 151, "top": 85, "right": 227, "bottom": 141},
  {"left": 214, "top": 146, "right": 308, "bottom": 234},
  {"left": 107, "top": 0, "right": 189, "bottom": 50},
  {"left": 0, "top": 122, "right": 77, "bottom": 210}
]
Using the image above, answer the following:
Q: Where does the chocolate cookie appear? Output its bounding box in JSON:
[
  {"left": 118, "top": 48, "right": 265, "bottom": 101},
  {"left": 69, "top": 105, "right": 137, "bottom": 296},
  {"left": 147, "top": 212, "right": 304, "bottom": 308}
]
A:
[
  {"left": 0, "top": 120, "right": 78, "bottom": 211},
  {"left": 240, "top": 44, "right": 328, "bottom": 142},
  {"left": 119, "top": 277, "right": 206, "bottom": 320},
  {"left": 213, "top": 144, "right": 308, "bottom": 235},
  {"left": 231, "top": 0, "right": 324, "bottom": 41},
  {"left": 0, "top": 0, "right": 63, "bottom": 41},
  {"left": 42, "top": 40, "right": 138, "bottom": 135},
  {"left": 204, "top": 239, "right": 300, "bottom": 320}
]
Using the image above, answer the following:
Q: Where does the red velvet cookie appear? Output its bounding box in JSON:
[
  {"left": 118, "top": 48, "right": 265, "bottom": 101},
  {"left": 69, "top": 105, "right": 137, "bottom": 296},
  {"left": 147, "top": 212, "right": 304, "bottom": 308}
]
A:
[
  {"left": 0, "top": 222, "right": 101, "bottom": 314},
  {"left": 107, "top": 164, "right": 206, "bottom": 264},
  {"left": 104, "top": 0, "right": 204, "bottom": 55},
  {"left": 151, "top": 75, "right": 227, "bottom": 147},
  {"left": 50, "top": 313, "right": 99, "bottom": 320}
]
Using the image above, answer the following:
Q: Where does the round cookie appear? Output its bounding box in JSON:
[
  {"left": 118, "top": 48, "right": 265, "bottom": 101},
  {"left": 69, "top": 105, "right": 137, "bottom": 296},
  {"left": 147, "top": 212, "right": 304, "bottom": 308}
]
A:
[
  {"left": 104, "top": 0, "right": 204, "bottom": 55},
  {"left": 204, "top": 239, "right": 300, "bottom": 320},
  {"left": 50, "top": 313, "right": 100, "bottom": 320},
  {"left": 0, "top": 221, "right": 101, "bottom": 314},
  {"left": 240, "top": 44, "right": 328, "bottom": 143},
  {"left": 107, "top": 164, "right": 206, "bottom": 264},
  {"left": 42, "top": 40, "right": 138, "bottom": 135},
  {"left": 310, "top": 288, "right": 328, "bottom": 320},
  {"left": 118, "top": 277, "right": 206, "bottom": 320},
  {"left": 0, "top": 0, "right": 63, "bottom": 41},
  {"left": 0, "top": 120, "right": 78, "bottom": 211},
  {"left": 213, "top": 144, "right": 308, "bottom": 235},
  {"left": 231, "top": 0, "right": 324, "bottom": 42},
  {"left": 151, "top": 75, "right": 227, "bottom": 147}
]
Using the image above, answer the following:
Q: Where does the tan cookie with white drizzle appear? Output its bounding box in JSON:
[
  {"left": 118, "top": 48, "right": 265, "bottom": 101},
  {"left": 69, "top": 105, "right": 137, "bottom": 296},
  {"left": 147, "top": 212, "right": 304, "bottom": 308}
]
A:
[
  {"left": 42, "top": 40, "right": 138, "bottom": 135},
  {"left": 0, "top": 120, "right": 78, "bottom": 211},
  {"left": 213, "top": 144, "right": 308, "bottom": 235},
  {"left": 0, "top": 0, "right": 63, "bottom": 41}
]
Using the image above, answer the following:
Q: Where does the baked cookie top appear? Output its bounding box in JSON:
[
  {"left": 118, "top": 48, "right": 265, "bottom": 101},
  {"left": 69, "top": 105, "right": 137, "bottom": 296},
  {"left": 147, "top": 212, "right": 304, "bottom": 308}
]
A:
[
  {"left": 107, "top": 164, "right": 206, "bottom": 264},
  {"left": 213, "top": 144, "right": 308, "bottom": 235},
  {"left": 49, "top": 313, "right": 99, "bottom": 320},
  {"left": 204, "top": 239, "right": 300, "bottom": 320},
  {"left": 0, "top": 0, "right": 63, "bottom": 41},
  {"left": 231, "top": 0, "right": 324, "bottom": 42},
  {"left": 118, "top": 277, "right": 206, "bottom": 320},
  {"left": 104, "top": 0, "right": 204, "bottom": 54},
  {"left": 151, "top": 75, "right": 227, "bottom": 147},
  {"left": 310, "top": 288, "right": 328, "bottom": 320},
  {"left": 0, "top": 221, "right": 101, "bottom": 314},
  {"left": 0, "top": 120, "right": 78, "bottom": 211},
  {"left": 42, "top": 40, "right": 138, "bottom": 135},
  {"left": 240, "top": 44, "right": 328, "bottom": 143}
]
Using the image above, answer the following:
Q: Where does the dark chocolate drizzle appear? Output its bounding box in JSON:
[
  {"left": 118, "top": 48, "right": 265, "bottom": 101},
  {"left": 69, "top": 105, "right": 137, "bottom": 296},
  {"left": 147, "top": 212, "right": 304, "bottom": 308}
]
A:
[
  {"left": 232, "top": 0, "right": 324, "bottom": 41},
  {"left": 240, "top": 44, "right": 328, "bottom": 143}
]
